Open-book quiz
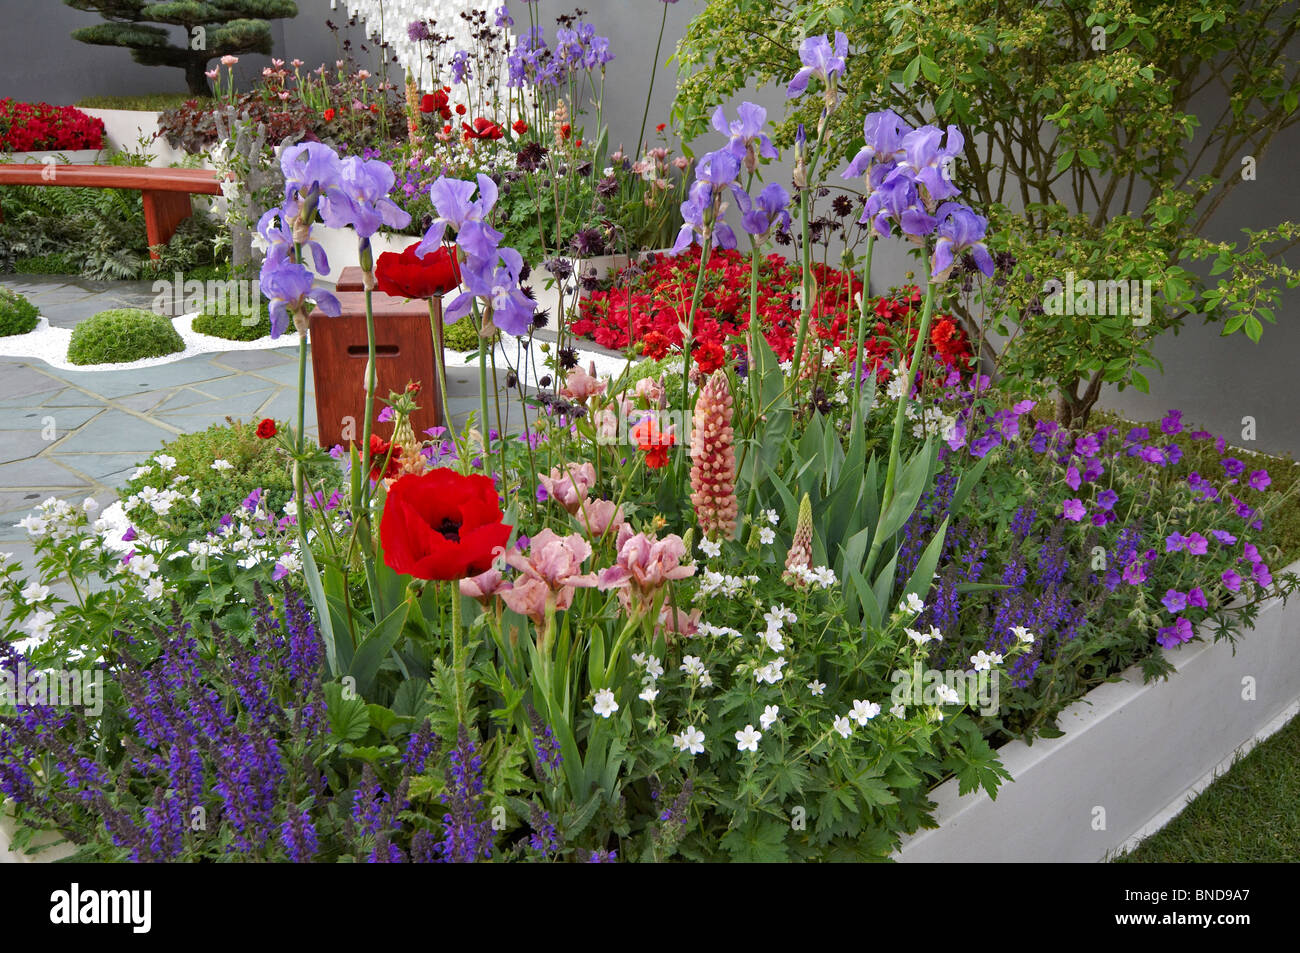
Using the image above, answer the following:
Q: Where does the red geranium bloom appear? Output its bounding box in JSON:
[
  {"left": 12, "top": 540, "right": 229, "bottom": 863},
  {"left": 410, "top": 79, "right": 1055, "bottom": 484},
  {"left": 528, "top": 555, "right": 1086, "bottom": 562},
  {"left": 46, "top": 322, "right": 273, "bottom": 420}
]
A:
[
  {"left": 631, "top": 417, "right": 675, "bottom": 469},
  {"left": 375, "top": 241, "right": 462, "bottom": 299},
  {"left": 559, "top": 123, "right": 572, "bottom": 140},
  {"left": 656, "top": 122, "right": 666, "bottom": 133},
  {"left": 693, "top": 339, "right": 726, "bottom": 374},
  {"left": 380, "top": 468, "right": 512, "bottom": 580},
  {"left": 323, "top": 107, "right": 336, "bottom": 121},
  {"left": 512, "top": 119, "right": 528, "bottom": 135},
  {"left": 255, "top": 418, "right": 277, "bottom": 439},
  {"left": 642, "top": 331, "right": 670, "bottom": 360},
  {"left": 369, "top": 433, "right": 402, "bottom": 481},
  {"left": 455, "top": 103, "right": 467, "bottom": 115}
]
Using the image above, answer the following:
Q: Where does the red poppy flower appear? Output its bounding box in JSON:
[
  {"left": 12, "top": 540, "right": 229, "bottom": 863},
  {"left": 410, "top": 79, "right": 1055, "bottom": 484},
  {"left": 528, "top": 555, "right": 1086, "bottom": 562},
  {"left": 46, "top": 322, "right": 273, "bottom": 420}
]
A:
[
  {"left": 369, "top": 103, "right": 378, "bottom": 113},
  {"left": 462, "top": 117, "right": 504, "bottom": 141},
  {"left": 380, "top": 468, "right": 512, "bottom": 580},
  {"left": 560, "top": 122, "right": 572, "bottom": 140},
  {"left": 512, "top": 119, "right": 528, "bottom": 135},
  {"left": 656, "top": 122, "right": 666, "bottom": 133},
  {"left": 256, "top": 418, "right": 277, "bottom": 439},
  {"left": 631, "top": 417, "right": 674, "bottom": 469},
  {"left": 419, "top": 94, "right": 436, "bottom": 113},
  {"left": 455, "top": 103, "right": 466, "bottom": 115},
  {"left": 369, "top": 433, "right": 402, "bottom": 481},
  {"left": 323, "top": 108, "right": 336, "bottom": 122},
  {"left": 375, "top": 241, "right": 462, "bottom": 299}
]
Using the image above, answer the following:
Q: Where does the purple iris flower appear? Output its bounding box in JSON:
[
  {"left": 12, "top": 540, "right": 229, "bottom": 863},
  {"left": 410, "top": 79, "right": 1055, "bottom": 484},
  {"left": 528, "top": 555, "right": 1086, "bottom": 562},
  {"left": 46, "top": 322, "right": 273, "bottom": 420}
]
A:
[
  {"left": 842, "top": 109, "right": 910, "bottom": 180},
  {"left": 451, "top": 50, "right": 472, "bottom": 84},
  {"left": 454, "top": 250, "right": 536, "bottom": 336},
  {"left": 671, "top": 151, "right": 741, "bottom": 255},
  {"left": 260, "top": 257, "right": 341, "bottom": 338},
  {"left": 712, "top": 102, "right": 778, "bottom": 169},
  {"left": 333, "top": 155, "right": 411, "bottom": 238},
  {"left": 897, "top": 124, "right": 964, "bottom": 202},
  {"left": 735, "top": 182, "right": 792, "bottom": 237},
  {"left": 280, "top": 141, "right": 345, "bottom": 221},
  {"left": 861, "top": 171, "right": 933, "bottom": 238},
  {"left": 786, "top": 31, "right": 848, "bottom": 99},
  {"left": 257, "top": 208, "right": 329, "bottom": 274},
  {"left": 930, "top": 202, "right": 993, "bottom": 278}
]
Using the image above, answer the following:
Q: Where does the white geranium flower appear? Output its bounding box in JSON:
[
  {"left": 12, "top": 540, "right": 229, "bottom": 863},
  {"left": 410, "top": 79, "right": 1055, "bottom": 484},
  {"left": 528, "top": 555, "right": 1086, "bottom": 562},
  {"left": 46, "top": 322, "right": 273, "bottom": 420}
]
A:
[
  {"left": 832, "top": 715, "right": 853, "bottom": 739},
  {"left": 21, "top": 582, "right": 51, "bottom": 603},
  {"left": 17, "top": 515, "right": 47, "bottom": 537},
  {"left": 899, "top": 593, "right": 925, "bottom": 615},
  {"left": 211, "top": 459, "right": 235, "bottom": 472},
  {"left": 82, "top": 497, "right": 99, "bottom": 514},
  {"left": 23, "top": 609, "right": 56, "bottom": 644},
  {"left": 935, "top": 684, "right": 960, "bottom": 705},
  {"left": 638, "top": 685, "right": 659, "bottom": 703},
  {"left": 969, "top": 650, "right": 1003, "bottom": 672},
  {"left": 154, "top": 454, "right": 177, "bottom": 471},
  {"left": 890, "top": 702, "right": 907, "bottom": 718},
  {"left": 592, "top": 688, "right": 619, "bottom": 718},
  {"left": 145, "top": 577, "right": 166, "bottom": 600},
  {"left": 734, "top": 724, "right": 762, "bottom": 752},
  {"left": 1011, "top": 625, "right": 1035, "bottom": 645},
  {"left": 760, "top": 704, "right": 780, "bottom": 730},
  {"left": 680, "top": 655, "right": 706, "bottom": 677},
  {"left": 763, "top": 509, "right": 779, "bottom": 526},
  {"left": 699, "top": 538, "right": 721, "bottom": 559},
  {"left": 758, "top": 526, "right": 776, "bottom": 545},
  {"left": 850, "top": 699, "right": 880, "bottom": 725},
  {"left": 130, "top": 466, "right": 153, "bottom": 481},
  {"left": 673, "top": 725, "right": 705, "bottom": 755},
  {"left": 808, "top": 679, "right": 826, "bottom": 696}
]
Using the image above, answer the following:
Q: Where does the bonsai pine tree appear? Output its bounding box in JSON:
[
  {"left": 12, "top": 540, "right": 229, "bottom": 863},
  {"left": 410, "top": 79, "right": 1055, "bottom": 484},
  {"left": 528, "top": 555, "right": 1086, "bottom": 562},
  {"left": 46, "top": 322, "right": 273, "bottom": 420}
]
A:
[{"left": 65, "top": 1, "right": 300, "bottom": 96}]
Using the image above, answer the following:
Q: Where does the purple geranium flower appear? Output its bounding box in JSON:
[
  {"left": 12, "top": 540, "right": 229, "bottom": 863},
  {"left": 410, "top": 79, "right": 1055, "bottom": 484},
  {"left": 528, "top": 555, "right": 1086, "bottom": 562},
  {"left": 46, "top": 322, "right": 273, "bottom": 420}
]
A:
[
  {"left": 1222, "top": 568, "right": 1242, "bottom": 591},
  {"left": 1097, "top": 488, "right": 1118, "bottom": 510},
  {"left": 1157, "top": 616, "right": 1194, "bottom": 649},
  {"left": 1162, "top": 589, "right": 1187, "bottom": 613},
  {"left": 1248, "top": 469, "right": 1271, "bottom": 491},
  {"left": 1061, "top": 499, "right": 1086, "bottom": 522}
]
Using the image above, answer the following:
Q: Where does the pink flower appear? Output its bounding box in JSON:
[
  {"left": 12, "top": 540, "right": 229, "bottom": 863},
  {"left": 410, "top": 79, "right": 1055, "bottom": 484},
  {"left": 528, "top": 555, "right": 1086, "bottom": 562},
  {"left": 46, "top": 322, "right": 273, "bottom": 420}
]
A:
[
  {"left": 538, "top": 462, "right": 596, "bottom": 514},
  {"left": 501, "top": 529, "right": 599, "bottom": 621},
  {"left": 783, "top": 493, "right": 813, "bottom": 585},
  {"left": 598, "top": 528, "right": 696, "bottom": 612},
  {"left": 574, "top": 498, "right": 625, "bottom": 540},
  {"left": 657, "top": 605, "right": 702, "bottom": 639},
  {"left": 561, "top": 363, "right": 606, "bottom": 404},
  {"left": 633, "top": 376, "right": 664, "bottom": 406},
  {"left": 459, "top": 565, "right": 509, "bottom": 605},
  {"left": 205, "top": 68, "right": 220, "bottom": 79},
  {"left": 220, "top": 55, "right": 239, "bottom": 66},
  {"left": 1061, "top": 499, "right": 1086, "bottom": 522}
]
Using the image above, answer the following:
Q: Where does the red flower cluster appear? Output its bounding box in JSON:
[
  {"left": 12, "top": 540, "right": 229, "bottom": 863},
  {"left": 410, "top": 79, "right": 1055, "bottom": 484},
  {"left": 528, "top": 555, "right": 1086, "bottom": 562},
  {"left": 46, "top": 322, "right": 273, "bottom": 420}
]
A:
[
  {"left": 255, "top": 418, "right": 278, "bottom": 439},
  {"left": 0, "top": 99, "right": 105, "bottom": 153},
  {"left": 631, "top": 417, "right": 674, "bottom": 469},
  {"left": 571, "top": 246, "right": 972, "bottom": 376},
  {"left": 420, "top": 88, "right": 453, "bottom": 120}
]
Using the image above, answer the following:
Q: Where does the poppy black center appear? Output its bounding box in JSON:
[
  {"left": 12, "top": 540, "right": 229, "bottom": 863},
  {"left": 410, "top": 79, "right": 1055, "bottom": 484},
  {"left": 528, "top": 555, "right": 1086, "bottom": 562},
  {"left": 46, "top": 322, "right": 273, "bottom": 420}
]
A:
[{"left": 436, "top": 517, "right": 462, "bottom": 542}]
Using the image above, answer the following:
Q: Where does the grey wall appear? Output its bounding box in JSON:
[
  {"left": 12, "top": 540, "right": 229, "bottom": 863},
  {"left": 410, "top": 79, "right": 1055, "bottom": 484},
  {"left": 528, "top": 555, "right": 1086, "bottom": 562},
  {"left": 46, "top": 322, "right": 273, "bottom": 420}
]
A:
[{"left": 4, "top": 0, "right": 1298, "bottom": 454}]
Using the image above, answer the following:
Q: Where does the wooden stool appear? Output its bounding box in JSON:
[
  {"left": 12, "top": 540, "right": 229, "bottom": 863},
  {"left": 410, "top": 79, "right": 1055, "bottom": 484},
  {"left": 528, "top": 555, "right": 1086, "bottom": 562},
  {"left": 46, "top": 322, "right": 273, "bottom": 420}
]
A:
[{"left": 310, "top": 290, "right": 444, "bottom": 449}]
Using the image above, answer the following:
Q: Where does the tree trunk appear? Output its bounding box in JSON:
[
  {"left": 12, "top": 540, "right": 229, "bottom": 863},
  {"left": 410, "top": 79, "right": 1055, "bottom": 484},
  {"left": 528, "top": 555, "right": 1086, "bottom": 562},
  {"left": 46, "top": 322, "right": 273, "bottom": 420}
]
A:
[
  {"left": 185, "top": 57, "right": 212, "bottom": 97},
  {"left": 1055, "top": 369, "right": 1105, "bottom": 430}
]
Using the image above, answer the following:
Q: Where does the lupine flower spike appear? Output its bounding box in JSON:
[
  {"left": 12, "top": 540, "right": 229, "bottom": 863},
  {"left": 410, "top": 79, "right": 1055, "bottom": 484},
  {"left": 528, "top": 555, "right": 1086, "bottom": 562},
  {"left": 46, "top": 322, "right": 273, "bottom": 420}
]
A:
[
  {"left": 783, "top": 493, "right": 814, "bottom": 586},
  {"left": 690, "top": 370, "right": 738, "bottom": 540}
]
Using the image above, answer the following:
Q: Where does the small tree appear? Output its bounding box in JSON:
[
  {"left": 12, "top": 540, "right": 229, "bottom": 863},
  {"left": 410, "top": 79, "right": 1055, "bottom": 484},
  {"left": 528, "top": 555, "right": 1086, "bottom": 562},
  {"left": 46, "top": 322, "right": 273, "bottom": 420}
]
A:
[
  {"left": 66, "top": 0, "right": 300, "bottom": 96},
  {"left": 675, "top": 0, "right": 1300, "bottom": 427}
]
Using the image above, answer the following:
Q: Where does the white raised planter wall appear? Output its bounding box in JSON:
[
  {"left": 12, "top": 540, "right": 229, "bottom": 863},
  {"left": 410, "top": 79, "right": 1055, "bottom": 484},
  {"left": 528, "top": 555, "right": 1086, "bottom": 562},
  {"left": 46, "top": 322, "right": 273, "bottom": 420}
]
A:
[
  {"left": 312, "top": 227, "right": 413, "bottom": 284},
  {"left": 895, "top": 555, "right": 1300, "bottom": 862},
  {"left": 0, "top": 149, "right": 103, "bottom": 165},
  {"left": 79, "top": 108, "right": 192, "bottom": 168}
]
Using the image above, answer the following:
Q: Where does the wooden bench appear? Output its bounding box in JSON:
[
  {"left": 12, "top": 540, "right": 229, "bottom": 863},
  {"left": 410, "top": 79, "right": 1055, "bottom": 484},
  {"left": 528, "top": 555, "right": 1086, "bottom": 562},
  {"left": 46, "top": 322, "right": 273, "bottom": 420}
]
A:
[{"left": 0, "top": 164, "right": 223, "bottom": 259}]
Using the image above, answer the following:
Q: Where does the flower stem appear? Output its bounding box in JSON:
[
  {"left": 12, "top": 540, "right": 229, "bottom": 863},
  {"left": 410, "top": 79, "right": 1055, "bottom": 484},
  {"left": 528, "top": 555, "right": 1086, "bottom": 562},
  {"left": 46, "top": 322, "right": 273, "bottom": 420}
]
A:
[
  {"left": 850, "top": 234, "right": 876, "bottom": 434},
  {"left": 635, "top": 1, "right": 669, "bottom": 156}
]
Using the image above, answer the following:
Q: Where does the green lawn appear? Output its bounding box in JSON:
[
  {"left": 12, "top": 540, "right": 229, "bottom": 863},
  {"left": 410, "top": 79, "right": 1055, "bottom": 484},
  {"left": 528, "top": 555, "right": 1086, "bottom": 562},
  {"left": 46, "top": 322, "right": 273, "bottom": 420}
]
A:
[
  {"left": 76, "top": 92, "right": 196, "bottom": 111},
  {"left": 1113, "top": 710, "right": 1300, "bottom": 862}
]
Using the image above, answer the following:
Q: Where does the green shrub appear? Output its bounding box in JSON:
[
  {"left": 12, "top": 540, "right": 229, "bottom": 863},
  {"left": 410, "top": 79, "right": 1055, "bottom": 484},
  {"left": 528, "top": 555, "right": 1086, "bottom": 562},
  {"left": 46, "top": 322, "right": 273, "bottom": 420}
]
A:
[
  {"left": 66, "top": 307, "right": 185, "bottom": 365},
  {"left": 122, "top": 418, "right": 342, "bottom": 541},
  {"left": 11, "top": 253, "right": 75, "bottom": 275},
  {"left": 0, "top": 286, "right": 39, "bottom": 336},
  {"left": 192, "top": 299, "right": 271, "bottom": 341},
  {"left": 442, "top": 316, "right": 481, "bottom": 352}
]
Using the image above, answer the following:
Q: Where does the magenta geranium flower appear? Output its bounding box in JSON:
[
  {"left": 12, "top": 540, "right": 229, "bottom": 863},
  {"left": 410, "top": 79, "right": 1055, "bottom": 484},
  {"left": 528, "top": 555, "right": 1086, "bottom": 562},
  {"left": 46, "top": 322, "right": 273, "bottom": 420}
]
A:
[{"left": 1061, "top": 499, "right": 1086, "bottom": 522}]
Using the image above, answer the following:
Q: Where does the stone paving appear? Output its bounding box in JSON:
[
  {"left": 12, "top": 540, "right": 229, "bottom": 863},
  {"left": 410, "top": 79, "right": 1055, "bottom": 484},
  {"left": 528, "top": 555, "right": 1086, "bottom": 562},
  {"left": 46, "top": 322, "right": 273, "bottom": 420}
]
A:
[{"left": 0, "top": 276, "right": 509, "bottom": 581}]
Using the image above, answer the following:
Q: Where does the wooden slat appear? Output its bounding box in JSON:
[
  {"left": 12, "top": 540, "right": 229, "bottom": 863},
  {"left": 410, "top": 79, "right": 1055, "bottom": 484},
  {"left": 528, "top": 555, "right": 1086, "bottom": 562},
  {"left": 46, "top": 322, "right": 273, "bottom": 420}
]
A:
[{"left": 0, "top": 164, "right": 222, "bottom": 195}]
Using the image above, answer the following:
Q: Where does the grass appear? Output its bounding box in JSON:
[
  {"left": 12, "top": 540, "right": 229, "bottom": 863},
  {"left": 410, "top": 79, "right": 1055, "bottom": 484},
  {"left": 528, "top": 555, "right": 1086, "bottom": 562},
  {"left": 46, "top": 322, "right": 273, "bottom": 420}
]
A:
[
  {"left": 76, "top": 93, "right": 197, "bottom": 111},
  {"left": 1112, "top": 709, "right": 1300, "bottom": 862}
]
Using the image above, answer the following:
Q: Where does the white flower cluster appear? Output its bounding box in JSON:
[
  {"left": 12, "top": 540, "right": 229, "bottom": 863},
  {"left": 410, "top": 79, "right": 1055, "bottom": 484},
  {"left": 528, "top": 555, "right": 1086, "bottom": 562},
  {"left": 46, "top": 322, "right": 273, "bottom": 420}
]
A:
[
  {"left": 906, "top": 403, "right": 958, "bottom": 441},
  {"left": 694, "top": 568, "right": 760, "bottom": 600},
  {"left": 632, "top": 652, "right": 665, "bottom": 703},
  {"left": 832, "top": 698, "right": 881, "bottom": 739},
  {"left": 785, "top": 564, "right": 838, "bottom": 588},
  {"left": 16, "top": 496, "right": 98, "bottom": 543}
]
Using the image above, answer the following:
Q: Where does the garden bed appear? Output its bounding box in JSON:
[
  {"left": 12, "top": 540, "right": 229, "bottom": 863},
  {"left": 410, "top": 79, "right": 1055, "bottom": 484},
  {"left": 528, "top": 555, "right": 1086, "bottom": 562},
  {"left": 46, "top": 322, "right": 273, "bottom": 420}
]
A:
[
  {"left": 78, "top": 108, "right": 191, "bottom": 168},
  {"left": 895, "top": 561, "right": 1300, "bottom": 863}
]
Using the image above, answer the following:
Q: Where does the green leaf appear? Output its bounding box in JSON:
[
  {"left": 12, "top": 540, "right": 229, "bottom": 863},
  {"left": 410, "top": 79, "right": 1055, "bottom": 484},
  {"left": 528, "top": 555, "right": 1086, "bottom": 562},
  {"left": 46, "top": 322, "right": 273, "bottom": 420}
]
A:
[
  {"left": 347, "top": 600, "right": 411, "bottom": 700},
  {"left": 325, "top": 681, "right": 370, "bottom": 743}
]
